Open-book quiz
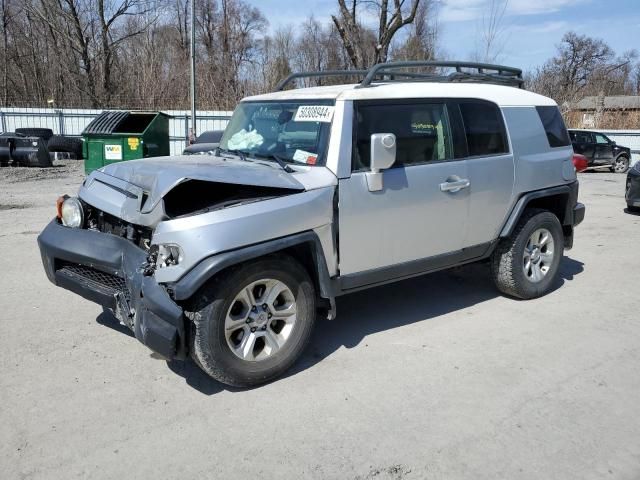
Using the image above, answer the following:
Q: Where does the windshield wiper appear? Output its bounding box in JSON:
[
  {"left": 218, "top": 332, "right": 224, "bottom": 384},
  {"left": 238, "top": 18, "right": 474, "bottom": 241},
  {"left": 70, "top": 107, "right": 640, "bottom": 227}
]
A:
[
  {"left": 216, "top": 146, "right": 248, "bottom": 162},
  {"left": 253, "top": 153, "right": 295, "bottom": 173}
]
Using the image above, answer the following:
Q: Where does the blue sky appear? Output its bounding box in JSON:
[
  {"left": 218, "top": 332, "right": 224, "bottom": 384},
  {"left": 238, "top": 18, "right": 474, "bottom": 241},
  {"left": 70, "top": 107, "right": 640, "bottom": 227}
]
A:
[{"left": 249, "top": 0, "right": 640, "bottom": 71}]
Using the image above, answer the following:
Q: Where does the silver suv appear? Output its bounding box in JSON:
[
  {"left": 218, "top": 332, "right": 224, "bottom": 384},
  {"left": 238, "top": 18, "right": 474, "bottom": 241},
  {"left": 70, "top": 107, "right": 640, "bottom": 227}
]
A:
[{"left": 38, "top": 62, "right": 585, "bottom": 387}]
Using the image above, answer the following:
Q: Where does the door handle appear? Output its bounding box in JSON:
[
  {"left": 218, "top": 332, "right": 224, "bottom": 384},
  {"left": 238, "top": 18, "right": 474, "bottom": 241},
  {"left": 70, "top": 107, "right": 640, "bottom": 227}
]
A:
[{"left": 439, "top": 178, "right": 470, "bottom": 193}]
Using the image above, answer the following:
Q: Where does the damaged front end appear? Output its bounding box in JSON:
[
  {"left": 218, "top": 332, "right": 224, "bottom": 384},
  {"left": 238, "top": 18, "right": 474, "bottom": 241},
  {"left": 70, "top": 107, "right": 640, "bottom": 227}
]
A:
[
  {"left": 37, "top": 154, "right": 330, "bottom": 360},
  {"left": 38, "top": 218, "right": 186, "bottom": 359}
]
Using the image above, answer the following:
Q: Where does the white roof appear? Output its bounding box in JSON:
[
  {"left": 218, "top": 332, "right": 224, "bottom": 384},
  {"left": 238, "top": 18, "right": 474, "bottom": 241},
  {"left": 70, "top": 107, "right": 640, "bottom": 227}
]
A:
[{"left": 243, "top": 82, "right": 556, "bottom": 107}]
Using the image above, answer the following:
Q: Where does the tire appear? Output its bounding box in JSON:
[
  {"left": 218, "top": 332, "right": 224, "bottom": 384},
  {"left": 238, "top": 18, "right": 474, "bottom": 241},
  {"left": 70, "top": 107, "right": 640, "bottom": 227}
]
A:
[
  {"left": 491, "top": 209, "right": 564, "bottom": 299},
  {"left": 612, "top": 155, "right": 630, "bottom": 174},
  {"left": 15, "top": 128, "right": 53, "bottom": 142},
  {"left": 47, "top": 135, "right": 83, "bottom": 157},
  {"left": 186, "top": 255, "right": 316, "bottom": 387}
]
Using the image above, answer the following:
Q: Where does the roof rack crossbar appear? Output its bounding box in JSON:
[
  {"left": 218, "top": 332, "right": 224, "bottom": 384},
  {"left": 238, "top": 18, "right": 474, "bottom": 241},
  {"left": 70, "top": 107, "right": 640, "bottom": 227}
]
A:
[
  {"left": 274, "top": 61, "right": 524, "bottom": 93},
  {"left": 356, "top": 61, "right": 523, "bottom": 88},
  {"left": 276, "top": 70, "right": 369, "bottom": 91}
]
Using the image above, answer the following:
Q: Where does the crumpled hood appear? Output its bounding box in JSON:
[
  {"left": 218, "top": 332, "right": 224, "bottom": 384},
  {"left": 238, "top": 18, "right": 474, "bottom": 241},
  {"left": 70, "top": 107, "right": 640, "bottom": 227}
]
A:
[
  {"left": 79, "top": 154, "right": 337, "bottom": 228},
  {"left": 100, "top": 154, "right": 304, "bottom": 212}
]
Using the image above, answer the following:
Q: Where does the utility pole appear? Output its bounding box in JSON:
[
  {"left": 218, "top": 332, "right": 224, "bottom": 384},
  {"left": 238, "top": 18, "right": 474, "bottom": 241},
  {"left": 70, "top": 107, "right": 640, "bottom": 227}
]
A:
[{"left": 189, "top": 0, "right": 197, "bottom": 143}]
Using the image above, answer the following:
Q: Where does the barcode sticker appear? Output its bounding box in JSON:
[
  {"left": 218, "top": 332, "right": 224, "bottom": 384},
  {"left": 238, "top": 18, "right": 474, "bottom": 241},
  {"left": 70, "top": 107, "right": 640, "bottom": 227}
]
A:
[{"left": 294, "top": 106, "right": 335, "bottom": 123}]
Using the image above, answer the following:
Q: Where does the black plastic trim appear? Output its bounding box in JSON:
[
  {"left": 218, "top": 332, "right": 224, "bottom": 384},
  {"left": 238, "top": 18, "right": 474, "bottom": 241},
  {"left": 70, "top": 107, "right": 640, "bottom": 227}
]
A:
[
  {"left": 171, "top": 231, "right": 334, "bottom": 301},
  {"left": 500, "top": 183, "right": 575, "bottom": 237},
  {"left": 337, "top": 242, "right": 494, "bottom": 293},
  {"left": 37, "top": 219, "right": 186, "bottom": 360},
  {"left": 55, "top": 268, "right": 119, "bottom": 310},
  {"left": 573, "top": 203, "right": 585, "bottom": 226}
]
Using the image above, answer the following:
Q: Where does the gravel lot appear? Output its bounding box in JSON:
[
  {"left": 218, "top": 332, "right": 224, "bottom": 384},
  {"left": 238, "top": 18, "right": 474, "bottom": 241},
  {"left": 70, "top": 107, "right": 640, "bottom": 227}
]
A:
[{"left": 1, "top": 162, "right": 639, "bottom": 480}]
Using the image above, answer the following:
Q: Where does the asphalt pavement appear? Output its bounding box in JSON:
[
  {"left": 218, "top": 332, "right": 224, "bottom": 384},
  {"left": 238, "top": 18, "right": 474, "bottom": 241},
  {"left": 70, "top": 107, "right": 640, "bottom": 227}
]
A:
[{"left": 1, "top": 163, "right": 639, "bottom": 480}]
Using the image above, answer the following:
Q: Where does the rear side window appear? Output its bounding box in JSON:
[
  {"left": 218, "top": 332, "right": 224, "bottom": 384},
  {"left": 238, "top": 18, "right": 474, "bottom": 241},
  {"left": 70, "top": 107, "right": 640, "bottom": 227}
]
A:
[
  {"left": 458, "top": 102, "right": 508, "bottom": 156},
  {"left": 570, "top": 130, "right": 591, "bottom": 144},
  {"left": 536, "top": 106, "right": 570, "bottom": 147}
]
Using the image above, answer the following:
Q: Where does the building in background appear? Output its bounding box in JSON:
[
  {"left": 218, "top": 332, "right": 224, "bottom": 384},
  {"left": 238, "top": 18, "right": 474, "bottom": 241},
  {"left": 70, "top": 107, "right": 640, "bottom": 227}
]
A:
[{"left": 570, "top": 95, "right": 640, "bottom": 130}]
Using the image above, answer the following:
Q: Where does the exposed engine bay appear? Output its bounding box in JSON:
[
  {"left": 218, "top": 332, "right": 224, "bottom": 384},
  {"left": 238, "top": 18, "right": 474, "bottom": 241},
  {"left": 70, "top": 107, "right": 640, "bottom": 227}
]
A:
[{"left": 162, "top": 180, "right": 302, "bottom": 218}]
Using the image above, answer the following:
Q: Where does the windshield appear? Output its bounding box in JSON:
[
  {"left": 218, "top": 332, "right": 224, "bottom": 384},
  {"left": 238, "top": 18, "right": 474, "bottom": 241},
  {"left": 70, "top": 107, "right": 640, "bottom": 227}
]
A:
[{"left": 219, "top": 100, "right": 334, "bottom": 166}]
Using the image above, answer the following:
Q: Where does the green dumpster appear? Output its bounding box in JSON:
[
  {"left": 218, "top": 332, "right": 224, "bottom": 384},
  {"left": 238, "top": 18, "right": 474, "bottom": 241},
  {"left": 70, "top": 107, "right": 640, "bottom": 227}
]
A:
[{"left": 82, "top": 110, "right": 171, "bottom": 174}]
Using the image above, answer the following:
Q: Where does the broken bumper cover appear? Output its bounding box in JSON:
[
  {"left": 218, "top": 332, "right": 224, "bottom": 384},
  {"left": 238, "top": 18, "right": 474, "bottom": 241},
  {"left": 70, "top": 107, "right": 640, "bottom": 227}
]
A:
[{"left": 37, "top": 219, "right": 186, "bottom": 360}]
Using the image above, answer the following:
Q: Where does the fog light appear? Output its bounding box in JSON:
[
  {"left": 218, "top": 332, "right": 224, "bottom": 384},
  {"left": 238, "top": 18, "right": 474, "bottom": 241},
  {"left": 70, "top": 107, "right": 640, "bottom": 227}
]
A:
[
  {"left": 61, "top": 197, "right": 84, "bottom": 228},
  {"left": 157, "top": 244, "right": 182, "bottom": 268}
]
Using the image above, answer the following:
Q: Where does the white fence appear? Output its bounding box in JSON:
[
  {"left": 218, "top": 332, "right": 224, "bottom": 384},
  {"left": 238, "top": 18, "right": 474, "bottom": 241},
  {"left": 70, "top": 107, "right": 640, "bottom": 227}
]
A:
[
  {"left": 2, "top": 108, "right": 639, "bottom": 164},
  {"left": 0, "top": 108, "right": 233, "bottom": 156}
]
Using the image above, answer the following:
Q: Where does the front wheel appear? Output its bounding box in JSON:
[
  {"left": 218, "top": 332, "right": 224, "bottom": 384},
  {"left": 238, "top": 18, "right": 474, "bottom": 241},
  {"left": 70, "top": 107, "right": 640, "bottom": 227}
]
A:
[
  {"left": 613, "top": 155, "right": 630, "bottom": 174},
  {"left": 186, "top": 255, "right": 316, "bottom": 387},
  {"left": 491, "top": 209, "right": 564, "bottom": 299}
]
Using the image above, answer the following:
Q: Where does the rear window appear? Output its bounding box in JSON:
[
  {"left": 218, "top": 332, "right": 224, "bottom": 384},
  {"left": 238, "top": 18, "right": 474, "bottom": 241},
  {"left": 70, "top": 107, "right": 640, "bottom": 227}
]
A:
[
  {"left": 569, "top": 130, "right": 591, "bottom": 144},
  {"left": 537, "top": 106, "right": 570, "bottom": 147},
  {"left": 458, "top": 102, "right": 508, "bottom": 156}
]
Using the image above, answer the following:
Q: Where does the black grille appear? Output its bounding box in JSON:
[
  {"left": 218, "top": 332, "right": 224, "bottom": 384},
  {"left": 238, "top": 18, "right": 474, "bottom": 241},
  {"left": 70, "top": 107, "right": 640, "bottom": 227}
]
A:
[{"left": 57, "top": 263, "right": 129, "bottom": 301}]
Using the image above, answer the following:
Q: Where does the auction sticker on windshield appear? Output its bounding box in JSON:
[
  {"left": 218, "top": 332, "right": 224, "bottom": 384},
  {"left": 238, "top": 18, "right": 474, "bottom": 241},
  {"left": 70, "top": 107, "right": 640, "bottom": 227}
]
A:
[{"left": 294, "top": 105, "right": 335, "bottom": 123}]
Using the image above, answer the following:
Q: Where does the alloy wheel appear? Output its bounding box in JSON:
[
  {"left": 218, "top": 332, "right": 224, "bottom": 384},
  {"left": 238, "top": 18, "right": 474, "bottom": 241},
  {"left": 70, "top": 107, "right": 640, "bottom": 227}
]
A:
[
  {"left": 614, "top": 157, "right": 629, "bottom": 173},
  {"left": 224, "top": 279, "right": 297, "bottom": 361},
  {"left": 523, "top": 228, "right": 555, "bottom": 283}
]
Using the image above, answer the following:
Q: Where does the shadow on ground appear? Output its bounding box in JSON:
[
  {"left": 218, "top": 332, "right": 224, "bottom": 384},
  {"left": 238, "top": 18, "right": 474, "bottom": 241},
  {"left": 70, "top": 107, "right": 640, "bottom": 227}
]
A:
[{"left": 96, "top": 256, "right": 584, "bottom": 395}]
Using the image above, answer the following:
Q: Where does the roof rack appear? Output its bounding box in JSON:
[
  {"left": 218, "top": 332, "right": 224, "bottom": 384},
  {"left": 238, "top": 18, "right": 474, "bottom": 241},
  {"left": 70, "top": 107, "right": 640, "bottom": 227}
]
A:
[
  {"left": 275, "top": 61, "right": 524, "bottom": 91},
  {"left": 276, "top": 70, "right": 368, "bottom": 91}
]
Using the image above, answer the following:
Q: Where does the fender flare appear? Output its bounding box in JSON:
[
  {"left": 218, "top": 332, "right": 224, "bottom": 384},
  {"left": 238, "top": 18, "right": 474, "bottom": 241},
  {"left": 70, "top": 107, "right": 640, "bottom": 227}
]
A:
[
  {"left": 614, "top": 152, "right": 630, "bottom": 163},
  {"left": 499, "top": 183, "right": 577, "bottom": 238},
  {"left": 168, "top": 231, "right": 334, "bottom": 301}
]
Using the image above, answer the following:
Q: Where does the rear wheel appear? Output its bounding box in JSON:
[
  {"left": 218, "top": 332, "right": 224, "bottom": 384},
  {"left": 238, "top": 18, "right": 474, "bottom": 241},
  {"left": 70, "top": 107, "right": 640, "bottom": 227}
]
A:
[
  {"left": 612, "top": 155, "right": 630, "bottom": 173},
  {"left": 491, "top": 209, "right": 564, "bottom": 299},
  {"left": 186, "top": 255, "right": 316, "bottom": 387}
]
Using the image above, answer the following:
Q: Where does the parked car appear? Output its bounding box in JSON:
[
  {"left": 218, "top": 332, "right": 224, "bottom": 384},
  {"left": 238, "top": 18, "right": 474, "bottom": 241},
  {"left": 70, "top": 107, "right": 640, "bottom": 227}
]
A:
[
  {"left": 183, "top": 130, "right": 225, "bottom": 155},
  {"left": 572, "top": 153, "right": 588, "bottom": 172},
  {"left": 626, "top": 161, "right": 640, "bottom": 212},
  {"left": 568, "top": 129, "right": 631, "bottom": 173},
  {"left": 37, "top": 61, "right": 585, "bottom": 387}
]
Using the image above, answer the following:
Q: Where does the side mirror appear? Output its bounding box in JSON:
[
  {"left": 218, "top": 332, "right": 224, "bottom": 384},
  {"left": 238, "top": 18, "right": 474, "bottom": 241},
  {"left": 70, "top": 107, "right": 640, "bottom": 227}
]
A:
[{"left": 366, "top": 133, "right": 396, "bottom": 192}]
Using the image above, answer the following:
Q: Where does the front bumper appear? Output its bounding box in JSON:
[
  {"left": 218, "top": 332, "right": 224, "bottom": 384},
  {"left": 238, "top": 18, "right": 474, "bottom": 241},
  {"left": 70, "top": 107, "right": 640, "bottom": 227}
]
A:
[
  {"left": 626, "top": 168, "right": 640, "bottom": 207},
  {"left": 573, "top": 202, "right": 585, "bottom": 226},
  {"left": 37, "top": 219, "right": 186, "bottom": 359}
]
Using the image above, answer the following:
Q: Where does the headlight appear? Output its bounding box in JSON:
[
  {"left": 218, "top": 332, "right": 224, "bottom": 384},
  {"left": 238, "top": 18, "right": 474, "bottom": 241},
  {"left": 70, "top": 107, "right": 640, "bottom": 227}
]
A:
[{"left": 60, "top": 197, "right": 84, "bottom": 228}]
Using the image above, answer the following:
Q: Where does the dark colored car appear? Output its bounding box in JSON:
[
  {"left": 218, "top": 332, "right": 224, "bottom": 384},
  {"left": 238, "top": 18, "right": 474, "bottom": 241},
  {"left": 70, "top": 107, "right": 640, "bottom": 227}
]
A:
[
  {"left": 568, "top": 129, "right": 631, "bottom": 173},
  {"left": 626, "top": 161, "right": 640, "bottom": 212},
  {"left": 183, "top": 130, "right": 224, "bottom": 155}
]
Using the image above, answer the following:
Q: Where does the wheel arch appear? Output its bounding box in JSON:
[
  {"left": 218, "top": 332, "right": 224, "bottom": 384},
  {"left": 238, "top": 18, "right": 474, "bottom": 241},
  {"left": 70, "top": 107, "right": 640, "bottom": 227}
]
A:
[
  {"left": 168, "top": 231, "right": 335, "bottom": 303},
  {"left": 500, "top": 183, "right": 578, "bottom": 240}
]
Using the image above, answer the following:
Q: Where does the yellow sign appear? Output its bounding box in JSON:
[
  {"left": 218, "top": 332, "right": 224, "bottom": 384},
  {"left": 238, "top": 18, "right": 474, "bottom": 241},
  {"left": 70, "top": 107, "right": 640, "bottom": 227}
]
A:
[{"left": 128, "top": 137, "right": 140, "bottom": 150}]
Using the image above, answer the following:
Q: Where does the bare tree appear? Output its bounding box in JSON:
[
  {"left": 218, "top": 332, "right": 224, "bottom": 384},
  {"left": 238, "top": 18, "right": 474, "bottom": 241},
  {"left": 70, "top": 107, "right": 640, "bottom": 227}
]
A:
[
  {"left": 391, "top": 0, "right": 438, "bottom": 62},
  {"left": 526, "top": 31, "right": 639, "bottom": 125},
  {"left": 331, "top": 0, "right": 422, "bottom": 68},
  {"left": 477, "top": 0, "right": 508, "bottom": 63}
]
